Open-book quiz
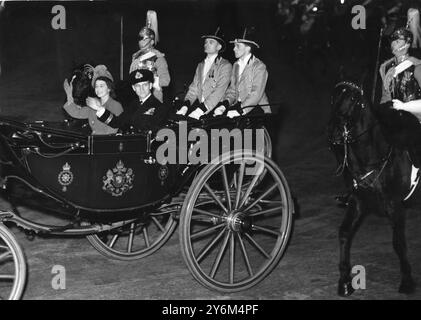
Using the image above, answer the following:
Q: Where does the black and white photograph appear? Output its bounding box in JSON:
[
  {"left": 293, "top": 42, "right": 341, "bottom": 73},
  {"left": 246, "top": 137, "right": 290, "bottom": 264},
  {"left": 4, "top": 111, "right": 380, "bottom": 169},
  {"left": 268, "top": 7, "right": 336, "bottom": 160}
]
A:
[{"left": 0, "top": 0, "right": 421, "bottom": 303}]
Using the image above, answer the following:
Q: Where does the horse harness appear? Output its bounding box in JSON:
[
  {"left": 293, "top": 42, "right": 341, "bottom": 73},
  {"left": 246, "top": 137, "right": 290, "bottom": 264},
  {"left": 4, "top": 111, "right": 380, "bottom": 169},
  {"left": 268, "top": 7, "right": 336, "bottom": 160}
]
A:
[{"left": 330, "top": 82, "right": 393, "bottom": 190}]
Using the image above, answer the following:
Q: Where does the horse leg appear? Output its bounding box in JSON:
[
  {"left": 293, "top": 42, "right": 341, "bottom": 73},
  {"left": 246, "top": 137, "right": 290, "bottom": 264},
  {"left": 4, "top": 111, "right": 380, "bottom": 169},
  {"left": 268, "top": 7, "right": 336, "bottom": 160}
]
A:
[
  {"left": 388, "top": 202, "right": 416, "bottom": 294},
  {"left": 338, "top": 194, "right": 366, "bottom": 296}
]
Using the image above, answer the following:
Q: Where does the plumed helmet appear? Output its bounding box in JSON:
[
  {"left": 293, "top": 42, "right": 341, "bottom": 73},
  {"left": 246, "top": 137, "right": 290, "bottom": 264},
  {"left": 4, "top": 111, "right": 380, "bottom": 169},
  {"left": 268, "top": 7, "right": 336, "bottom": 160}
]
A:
[
  {"left": 139, "top": 10, "right": 159, "bottom": 44},
  {"left": 390, "top": 27, "right": 413, "bottom": 44}
]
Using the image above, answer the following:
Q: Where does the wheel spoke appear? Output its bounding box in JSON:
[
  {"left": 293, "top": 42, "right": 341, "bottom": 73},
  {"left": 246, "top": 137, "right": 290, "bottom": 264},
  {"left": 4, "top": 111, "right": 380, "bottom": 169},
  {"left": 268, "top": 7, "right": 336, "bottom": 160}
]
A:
[
  {"left": 229, "top": 232, "right": 235, "bottom": 284},
  {"left": 204, "top": 183, "right": 228, "bottom": 213},
  {"left": 252, "top": 224, "right": 282, "bottom": 237},
  {"left": 191, "top": 224, "right": 225, "bottom": 241},
  {"left": 238, "top": 172, "right": 261, "bottom": 209},
  {"left": 151, "top": 217, "right": 166, "bottom": 233},
  {"left": 0, "top": 251, "right": 12, "bottom": 262},
  {"left": 244, "top": 233, "right": 271, "bottom": 259},
  {"left": 221, "top": 165, "right": 232, "bottom": 211},
  {"left": 196, "top": 228, "right": 226, "bottom": 263},
  {"left": 235, "top": 162, "right": 246, "bottom": 209},
  {"left": 0, "top": 274, "right": 15, "bottom": 280},
  {"left": 127, "top": 223, "right": 135, "bottom": 253},
  {"left": 248, "top": 205, "right": 284, "bottom": 218},
  {"left": 243, "top": 183, "right": 278, "bottom": 212},
  {"left": 0, "top": 245, "right": 9, "bottom": 250},
  {"left": 210, "top": 230, "right": 230, "bottom": 279},
  {"left": 193, "top": 208, "right": 224, "bottom": 219},
  {"left": 237, "top": 233, "right": 253, "bottom": 276},
  {"left": 143, "top": 227, "right": 150, "bottom": 247},
  {"left": 108, "top": 234, "right": 119, "bottom": 248}
]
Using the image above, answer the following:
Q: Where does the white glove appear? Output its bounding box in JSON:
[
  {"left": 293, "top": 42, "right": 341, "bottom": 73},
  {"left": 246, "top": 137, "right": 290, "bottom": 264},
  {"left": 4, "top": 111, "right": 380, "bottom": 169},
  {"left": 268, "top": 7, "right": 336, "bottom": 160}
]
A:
[
  {"left": 176, "top": 106, "right": 188, "bottom": 116},
  {"left": 86, "top": 97, "right": 102, "bottom": 111},
  {"left": 227, "top": 110, "right": 241, "bottom": 118},
  {"left": 213, "top": 105, "right": 226, "bottom": 116},
  {"left": 188, "top": 108, "right": 204, "bottom": 120}
]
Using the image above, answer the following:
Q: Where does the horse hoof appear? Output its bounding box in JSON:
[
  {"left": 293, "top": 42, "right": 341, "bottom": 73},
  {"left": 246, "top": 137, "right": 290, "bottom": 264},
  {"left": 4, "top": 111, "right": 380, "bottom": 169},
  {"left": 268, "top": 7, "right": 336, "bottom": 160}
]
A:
[
  {"left": 399, "top": 279, "right": 416, "bottom": 294},
  {"left": 338, "top": 281, "right": 355, "bottom": 297}
]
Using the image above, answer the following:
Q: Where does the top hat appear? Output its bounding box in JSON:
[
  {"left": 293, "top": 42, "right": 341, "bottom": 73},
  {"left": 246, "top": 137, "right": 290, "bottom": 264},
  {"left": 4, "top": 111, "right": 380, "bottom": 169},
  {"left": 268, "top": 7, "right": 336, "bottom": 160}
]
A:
[
  {"left": 230, "top": 27, "right": 260, "bottom": 49},
  {"left": 129, "top": 69, "right": 154, "bottom": 85},
  {"left": 201, "top": 27, "right": 226, "bottom": 52}
]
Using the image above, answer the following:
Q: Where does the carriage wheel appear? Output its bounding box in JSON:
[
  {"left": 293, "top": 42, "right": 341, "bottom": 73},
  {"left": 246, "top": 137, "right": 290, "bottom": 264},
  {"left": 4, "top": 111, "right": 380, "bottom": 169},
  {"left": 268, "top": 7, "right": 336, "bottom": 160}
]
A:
[
  {"left": 0, "top": 223, "right": 26, "bottom": 300},
  {"left": 180, "top": 150, "right": 293, "bottom": 292},
  {"left": 87, "top": 207, "right": 178, "bottom": 261}
]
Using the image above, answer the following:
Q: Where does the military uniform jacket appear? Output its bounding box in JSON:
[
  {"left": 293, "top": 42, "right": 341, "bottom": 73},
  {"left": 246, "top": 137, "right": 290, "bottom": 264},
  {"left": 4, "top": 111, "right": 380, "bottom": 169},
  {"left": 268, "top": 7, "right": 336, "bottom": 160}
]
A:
[
  {"left": 224, "top": 55, "right": 270, "bottom": 114},
  {"left": 380, "top": 56, "right": 421, "bottom": 103},
  {"left": 184, "top": 56, "right": 232, "bottom": 112},
  {"left": 129, "top": 48, "right": 171, "bottom": 102},
  {"left": 98, "top": 94, "right": 169, "bottom": 132}
]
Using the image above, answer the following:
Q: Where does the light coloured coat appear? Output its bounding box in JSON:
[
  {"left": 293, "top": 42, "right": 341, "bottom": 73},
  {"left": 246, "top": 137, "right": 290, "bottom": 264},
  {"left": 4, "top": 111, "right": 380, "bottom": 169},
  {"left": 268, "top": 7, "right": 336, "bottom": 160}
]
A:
[
  {"left": 184, "top": 56, "right": 232, "bottom": 112},
  {"left": 225, "top": 55, "right": 270, "bottom": 113}
]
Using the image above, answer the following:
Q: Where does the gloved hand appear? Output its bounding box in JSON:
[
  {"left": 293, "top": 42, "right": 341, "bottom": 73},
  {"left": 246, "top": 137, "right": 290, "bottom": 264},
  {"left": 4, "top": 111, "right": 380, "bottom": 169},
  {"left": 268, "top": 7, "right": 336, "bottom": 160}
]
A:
[
  {"left": 176, "top": 106, "right": 189, "bottom": 116},
  {"left": 188, "top": 108, "right": 204, "bottom": 120},
  {"left": 230, "top": 101, "right": 243, "bottom": 114},
  {"left": 213, "top": 100, "right": 229, "bottom": 117},
  {"left": 227, "top": 110, "right": 241, "bottom": 118}
]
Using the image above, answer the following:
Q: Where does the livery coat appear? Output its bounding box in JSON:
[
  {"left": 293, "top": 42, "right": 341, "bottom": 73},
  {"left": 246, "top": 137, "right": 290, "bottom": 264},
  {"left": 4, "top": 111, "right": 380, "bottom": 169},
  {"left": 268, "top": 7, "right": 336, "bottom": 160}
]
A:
[
  {"left": 224, "top": 55, "right": 270, "bottom": 114},
  {"left": 184, "top": 56, "right": 232, "bottom": 112},
  {"left": 129, "top": 48, "right": 171, "bottom": 102}
]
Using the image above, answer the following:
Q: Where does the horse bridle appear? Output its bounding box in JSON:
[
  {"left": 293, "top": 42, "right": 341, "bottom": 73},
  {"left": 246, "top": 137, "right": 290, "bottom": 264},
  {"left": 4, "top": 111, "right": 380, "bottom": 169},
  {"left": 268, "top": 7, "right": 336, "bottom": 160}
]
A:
[{"left": 330, "top": 82, "right": 393, "bottom": 189}]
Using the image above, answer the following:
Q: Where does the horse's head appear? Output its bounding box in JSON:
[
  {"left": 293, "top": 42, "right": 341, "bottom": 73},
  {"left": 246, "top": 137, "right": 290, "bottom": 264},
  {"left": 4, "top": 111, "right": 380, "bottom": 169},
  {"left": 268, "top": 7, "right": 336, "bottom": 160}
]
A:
[
  {"left": 328, "top": 81, "right": 372, "bottom": 147},
  {"left": 70, "top": 64, "right": 95, "bottom": 106}
]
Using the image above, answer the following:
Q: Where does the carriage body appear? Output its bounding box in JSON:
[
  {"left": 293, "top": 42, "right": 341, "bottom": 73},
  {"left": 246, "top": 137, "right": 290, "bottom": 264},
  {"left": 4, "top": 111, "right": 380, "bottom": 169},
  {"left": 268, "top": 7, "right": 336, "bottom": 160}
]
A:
[{"left": 0, "top": 114, "right": 293, "bottom": 299}]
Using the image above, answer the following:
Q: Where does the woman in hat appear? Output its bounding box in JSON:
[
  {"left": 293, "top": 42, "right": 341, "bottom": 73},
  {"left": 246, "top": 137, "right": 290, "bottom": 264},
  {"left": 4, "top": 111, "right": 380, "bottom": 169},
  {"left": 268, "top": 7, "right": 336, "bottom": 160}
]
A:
[
  {"left": 87, "top": 69, "right": 169, "bottom": 132},
  {"left": 63, "top": 65, "right": 123, "bottom": 135},
  {"left": 176, "top": 27, "right": 232, "bottom": 119},
  {"left": 129, "top": 10, "right": 170, "bottom": 103},
  {"left": 213, "top": 27, "right": 271, "bottom": 118}
]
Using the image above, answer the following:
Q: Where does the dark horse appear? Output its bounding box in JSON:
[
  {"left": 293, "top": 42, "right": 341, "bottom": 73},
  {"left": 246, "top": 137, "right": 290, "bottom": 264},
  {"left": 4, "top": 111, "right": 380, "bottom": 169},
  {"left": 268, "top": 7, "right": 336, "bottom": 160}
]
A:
[{"left": 328, "top": 81, "right": 417, "bottom": 296}]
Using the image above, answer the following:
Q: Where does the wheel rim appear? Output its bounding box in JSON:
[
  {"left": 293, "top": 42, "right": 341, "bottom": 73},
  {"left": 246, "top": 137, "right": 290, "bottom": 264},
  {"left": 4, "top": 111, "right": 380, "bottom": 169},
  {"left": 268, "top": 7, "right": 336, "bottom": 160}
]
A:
[
  {"left": 180, "top": 151, "right": 293, "bottom": 292},
  {"left": 87, "top": 207, "right": 178, "bottom": 261},
  {"left": 0, "top": 223, "right": 26, "bottom": 300}
]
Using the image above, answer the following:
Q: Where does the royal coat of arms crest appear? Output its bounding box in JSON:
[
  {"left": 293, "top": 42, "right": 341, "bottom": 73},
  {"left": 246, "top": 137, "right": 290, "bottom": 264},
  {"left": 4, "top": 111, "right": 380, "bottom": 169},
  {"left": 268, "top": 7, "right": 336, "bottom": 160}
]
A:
[{"left": 102, "top": 160, "right": 134, "bottom": 197}]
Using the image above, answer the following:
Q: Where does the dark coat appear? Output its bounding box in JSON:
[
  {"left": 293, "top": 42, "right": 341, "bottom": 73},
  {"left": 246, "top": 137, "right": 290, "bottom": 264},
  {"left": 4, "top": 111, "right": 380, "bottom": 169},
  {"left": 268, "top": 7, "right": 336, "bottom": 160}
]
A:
[{"left": 98, "top": 94, "right": 169, "bottom": 132}]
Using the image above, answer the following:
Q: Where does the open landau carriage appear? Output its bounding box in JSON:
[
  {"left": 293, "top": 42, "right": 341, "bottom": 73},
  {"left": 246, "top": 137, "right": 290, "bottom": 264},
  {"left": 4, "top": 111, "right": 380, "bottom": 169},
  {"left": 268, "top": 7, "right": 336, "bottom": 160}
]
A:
[{"left": 0, "top": 111, "right": 294, "bottom": 299}]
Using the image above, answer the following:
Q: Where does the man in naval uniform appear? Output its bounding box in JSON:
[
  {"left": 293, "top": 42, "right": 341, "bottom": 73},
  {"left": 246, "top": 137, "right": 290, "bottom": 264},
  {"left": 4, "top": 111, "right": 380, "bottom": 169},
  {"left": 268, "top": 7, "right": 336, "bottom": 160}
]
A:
[{"left": 86, "top": 69, "right": 169, "bottom": 132}]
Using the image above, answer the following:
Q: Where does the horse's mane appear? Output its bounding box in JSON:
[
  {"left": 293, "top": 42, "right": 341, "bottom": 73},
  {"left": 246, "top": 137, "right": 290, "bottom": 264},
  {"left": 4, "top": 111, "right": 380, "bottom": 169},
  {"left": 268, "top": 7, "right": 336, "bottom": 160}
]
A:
[{"left": 332, "top": 80, "right": 421, "bottom": 150}]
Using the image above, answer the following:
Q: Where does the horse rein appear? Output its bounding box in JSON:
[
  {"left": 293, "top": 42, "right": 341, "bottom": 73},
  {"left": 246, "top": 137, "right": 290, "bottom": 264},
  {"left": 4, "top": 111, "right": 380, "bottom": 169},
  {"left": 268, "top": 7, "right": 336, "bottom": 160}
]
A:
[{"left": 330, "top": 82, "right": 393, "bottom": 189}]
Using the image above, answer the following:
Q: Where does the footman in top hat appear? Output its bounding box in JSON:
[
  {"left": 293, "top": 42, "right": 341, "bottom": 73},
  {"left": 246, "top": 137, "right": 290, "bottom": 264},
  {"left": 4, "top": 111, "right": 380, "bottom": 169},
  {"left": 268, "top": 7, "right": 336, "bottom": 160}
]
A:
[
  {"left": 213, "top": 27, "right": 271, "bottom": 118},
  {"left": 86, "top": 69, "right": 169, "bottom": 132},
  {"left": 176, "top": 27, "right": 232, "bottom": 120}
]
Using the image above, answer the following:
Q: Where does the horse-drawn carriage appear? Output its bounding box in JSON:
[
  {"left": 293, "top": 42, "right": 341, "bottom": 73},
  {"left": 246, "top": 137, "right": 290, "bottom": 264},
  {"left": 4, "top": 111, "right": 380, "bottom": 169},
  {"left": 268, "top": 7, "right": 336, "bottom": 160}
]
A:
[{"left": 0, "top": 113, "right": 294, "bottom": 299}]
